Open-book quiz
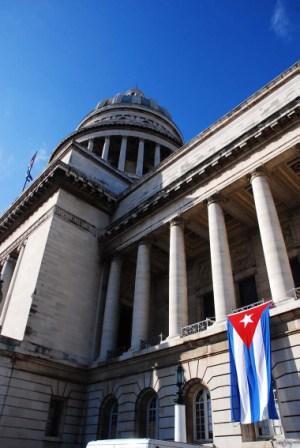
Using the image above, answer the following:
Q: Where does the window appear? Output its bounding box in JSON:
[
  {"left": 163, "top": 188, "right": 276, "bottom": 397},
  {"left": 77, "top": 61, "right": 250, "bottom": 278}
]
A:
[
  {"left": 108, "top": 136, "right": 122, "bottom": 168},
  {"left": 93, "top": 137, "right": 105, "bottom": 157},
  {"left": 238, "top": 275, "right": 258, "bottom": 307},
  {"left": 185, "top": 381, "right": 213, "bottom": 444},
  {"left": 194, "top": 389, "right": 213, "bottom": 442},
  {"left": 202, "top": 291, "right": 215, "bottom": 319},
  {"left": 290, "top": 257, "right": 300, "bottom": 288},
  {"left": 45, "top": 397, "right": 65, "bottom": 437},
  {"left": 125, "top": 137, "right": 139, "bottom": 174},
  {"left": 160, "top": 146, "right": 171, "bottom": 162},
  {"left": 143, "top": 140, "right": 156, "bottom": 174},
  {"left": 97, "top": 395, "right": 118, "bottom": 439},
  {"left": 136, "top": 389, "right": 159, "bottom": 439}
]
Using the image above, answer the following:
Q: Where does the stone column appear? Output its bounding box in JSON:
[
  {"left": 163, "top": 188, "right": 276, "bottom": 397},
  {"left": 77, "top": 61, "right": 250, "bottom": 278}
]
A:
[
  {"left": 130, "top": 241, "right": 151, "bottom": 350},
  {"left": 251, "top": 170, "right": 294, "bottom": 302},
  {"left": 0, "top": 244, "right": 26, "bottom": 326},
  {"left": 101, "top": 137, "right": 110, "bottom": 161},
  {"left": 99, "top": 257, "right": 122, "bottom": 359},
  {"left": 169, "top": 218, "right": 188, "bottom": 338},
  {"left": 208, "top": 196, "right": 236, "bottom": 322},
  {"left": 118, "top": 136, "right": 127, "bottom": 171},
  {"left": 87, "top": 139, "right": 94, "bottom": 152},
  {"left": 154, "top": 143, "right": 161, "bottom": 167},
  {"left": 0, "top": 256, "right": 16, "bottom": 303},
  {"left": 136, "top": 139, "right": 144, "bottom": 176}
]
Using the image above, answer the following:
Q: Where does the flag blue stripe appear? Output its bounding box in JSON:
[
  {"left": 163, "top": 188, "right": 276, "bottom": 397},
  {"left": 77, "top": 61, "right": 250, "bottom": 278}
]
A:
[
  {"left": 261, "top": 307, "right": 278, "bottom": 420},
  {"left": 227, "top": 320, "right": 241, "bottom": 422},
  {"left": 246, "top": 338, "right": 261, "bottom": 422}
]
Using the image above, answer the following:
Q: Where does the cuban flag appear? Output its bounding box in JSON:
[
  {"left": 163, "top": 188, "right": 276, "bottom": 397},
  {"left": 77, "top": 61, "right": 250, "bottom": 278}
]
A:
[
  {"left": 227, "top": 302, "right": 278, "bottom": 424},
  {"left": 26, "top": 151, "right": 37, "bottom": 182}
]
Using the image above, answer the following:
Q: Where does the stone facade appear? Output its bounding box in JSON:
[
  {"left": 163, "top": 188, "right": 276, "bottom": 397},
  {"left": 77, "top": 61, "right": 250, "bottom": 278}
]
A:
[{"left": 0, "top": 71, "right": 300, "bottom": 447}]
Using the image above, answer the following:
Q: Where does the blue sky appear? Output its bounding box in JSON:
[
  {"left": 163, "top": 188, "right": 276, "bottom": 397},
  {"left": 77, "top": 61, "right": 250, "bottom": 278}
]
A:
[{"left": 0, "top": 0, "right": 299, "bottom": 213}]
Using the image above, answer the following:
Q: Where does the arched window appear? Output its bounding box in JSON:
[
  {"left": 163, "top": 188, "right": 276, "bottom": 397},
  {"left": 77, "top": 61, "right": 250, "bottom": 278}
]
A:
[
  {"left": 97, "top": 395, "right": 118, "bottom": 439},
  {"left": 136, "top": 388, "right": 159, "bottom": 439},
  {"left": 194, "top": 389, "right": 213, "bottom": 442},
  {"left": 185, "top": 380, "right": 213, "bottom": 444}
]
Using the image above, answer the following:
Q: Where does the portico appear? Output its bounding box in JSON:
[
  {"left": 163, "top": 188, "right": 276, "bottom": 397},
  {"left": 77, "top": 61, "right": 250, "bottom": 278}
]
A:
[{"left": 98, "top": 146, "right": 300, "bottom": 359}]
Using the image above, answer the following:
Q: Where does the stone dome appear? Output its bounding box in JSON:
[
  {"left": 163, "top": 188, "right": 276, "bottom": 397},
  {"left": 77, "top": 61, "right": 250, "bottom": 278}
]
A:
[
  {"left": 51, "top": 88, "right": 183, "bottom": 178},
  {"left": 76, "top": 88, "right": 183, "bottom": 146},
  {"left": 95, "top": 88, "right": 173, "bottom": 121}
]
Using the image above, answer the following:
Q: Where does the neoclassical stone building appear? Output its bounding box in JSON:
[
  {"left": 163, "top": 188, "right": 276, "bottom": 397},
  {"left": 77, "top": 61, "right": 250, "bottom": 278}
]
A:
[{"left": 0, "top": 63, "right": 300, "bottom": 448}]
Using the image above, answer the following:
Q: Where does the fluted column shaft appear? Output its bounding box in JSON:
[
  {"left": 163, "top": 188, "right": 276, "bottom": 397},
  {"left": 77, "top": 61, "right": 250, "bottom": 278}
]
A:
[
  {"left": 99, "top": 257, "right": 122, "bottom": 359},
  {"left": 87, "top": 139, "right": 94, "bottom": 152},
  {"left": 169, "top": 219, "right": 188, "bottom": 337},
  {"left": 118, "top": 137, "right": 127, "bottom": 171},
  {"left": 136, "top": 139, "right": 144, "bottom": 176},
  {"left": 131, "top": 242, "right": 151, "bottom": 350},
  {"left": 101, "top": 137, "right": 110, "bottom": 161},
  {"left": 251, "top": 171, "right": 294, "bottom": 302},
  {"left": 208, "top": 198, "right": 236, "bottom": 322}
]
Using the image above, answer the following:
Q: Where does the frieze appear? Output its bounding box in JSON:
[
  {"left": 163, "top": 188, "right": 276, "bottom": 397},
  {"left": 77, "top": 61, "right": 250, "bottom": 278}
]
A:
[
  {"left": 0, "top": 207, "right": 54, "bottom": 262},
  {"left": 54, "top": 206, "right": 98, "bottom": 237}
]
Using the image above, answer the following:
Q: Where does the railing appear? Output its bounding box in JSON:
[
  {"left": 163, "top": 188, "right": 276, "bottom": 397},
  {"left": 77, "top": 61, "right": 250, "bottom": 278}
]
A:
[
  {"left": 230, "top": 299, "right": 265, "bottom": 315},
  {"left": 106, "top": 346, "right": 128, "bottom": 359},
  {"left": 181, "top": 318, "right": 215, "bottom": 337},
  {"left": 140, "top": 333, "right": 164, "bottom": 350},
  {"left": 286, "top": 287, "right": 300, "bottom": 300}
]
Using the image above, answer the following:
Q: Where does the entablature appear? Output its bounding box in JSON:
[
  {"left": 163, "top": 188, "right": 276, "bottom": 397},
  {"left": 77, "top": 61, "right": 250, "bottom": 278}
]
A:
[
  {"left": 0, "top": 159, "right": 117, "bottom": 244},
  {"left": 103, "top": 98, "right": 300, "bottom": 248}
]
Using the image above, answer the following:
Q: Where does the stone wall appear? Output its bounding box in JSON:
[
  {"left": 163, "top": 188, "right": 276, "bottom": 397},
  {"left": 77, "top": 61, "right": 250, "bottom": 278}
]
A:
[{"left": 0, "top": 355, "right": 85, "bottom": 448}]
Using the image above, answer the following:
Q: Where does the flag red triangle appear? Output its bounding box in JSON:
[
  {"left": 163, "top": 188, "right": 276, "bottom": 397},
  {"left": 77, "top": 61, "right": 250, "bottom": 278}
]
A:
[{"left": 228, "top": 302, "right": 270, "bottom": 348}]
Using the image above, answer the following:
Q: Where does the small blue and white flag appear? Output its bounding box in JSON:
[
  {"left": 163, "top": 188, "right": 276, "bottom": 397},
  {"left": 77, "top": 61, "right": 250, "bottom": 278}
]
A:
[{"left": 227, "top": 302, "right": 278, "bottom": 424}]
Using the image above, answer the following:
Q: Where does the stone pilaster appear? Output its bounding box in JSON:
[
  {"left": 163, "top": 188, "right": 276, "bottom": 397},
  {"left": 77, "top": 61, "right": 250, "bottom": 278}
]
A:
[
  {"left": 251, "top": 170, "right": 294, "bottom": 302},
  {"left": 208, "top": 196, "right": 236, "bottom": 322},
  {"left": 169, "top": 218, "right": 188, "bottom": 337},
  {"left": 130, "top": 241, "right": 151, "bottom": 350}
]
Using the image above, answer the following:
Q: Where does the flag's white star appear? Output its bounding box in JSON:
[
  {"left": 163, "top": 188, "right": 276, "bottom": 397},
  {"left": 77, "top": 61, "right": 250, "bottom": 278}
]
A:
[{"left": 240, "top": 313, "right": 253, "bottom": 328}]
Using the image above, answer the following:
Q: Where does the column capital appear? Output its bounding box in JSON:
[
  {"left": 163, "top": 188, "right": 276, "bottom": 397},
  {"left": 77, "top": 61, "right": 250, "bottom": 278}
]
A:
[
  {"left": 207, "top": 193, "right": 223, "bottom": 206},
  {"left": 170, "top": 217, "right": 184, "bottom": 227},
  {"left": 137, "top": 237, "right": 152, "bottom": 247},
  {"left": 112, "top": 254, "right": 122, "bottom": 264},
  {"left": 249, "top": 167, "right": 267, "bottom": 182}
]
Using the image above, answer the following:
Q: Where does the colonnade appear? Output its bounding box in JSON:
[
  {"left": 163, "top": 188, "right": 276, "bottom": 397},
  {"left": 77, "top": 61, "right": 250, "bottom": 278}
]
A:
[
  {"left": 99, "top": 170, "right": 295, "bottom": 359},
  {"left": 87, "top": 136, "right": 162, "bottom": 176}
]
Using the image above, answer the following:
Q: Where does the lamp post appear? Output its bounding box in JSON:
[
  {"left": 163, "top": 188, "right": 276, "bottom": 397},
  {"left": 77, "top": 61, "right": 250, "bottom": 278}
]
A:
[{"left": 174, "top": 364, "right": 187, "bottom": 443}]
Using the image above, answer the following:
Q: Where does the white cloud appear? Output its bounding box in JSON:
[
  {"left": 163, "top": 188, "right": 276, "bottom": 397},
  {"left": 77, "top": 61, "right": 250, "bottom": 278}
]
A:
[{"left": 271, "top": 0, "right": 293, "bottom": 40}]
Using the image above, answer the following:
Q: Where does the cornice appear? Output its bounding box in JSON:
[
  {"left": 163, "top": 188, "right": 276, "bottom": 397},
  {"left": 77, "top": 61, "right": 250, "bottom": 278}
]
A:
[
  {"left": 49, "top": 116, "right": 182, "bottom": 163},
  {"left": 104, "top": 97, "right": 300, "bottom": 241},
  {"left": 0, "top": 161, "right": 117, "bottom": 244}
]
